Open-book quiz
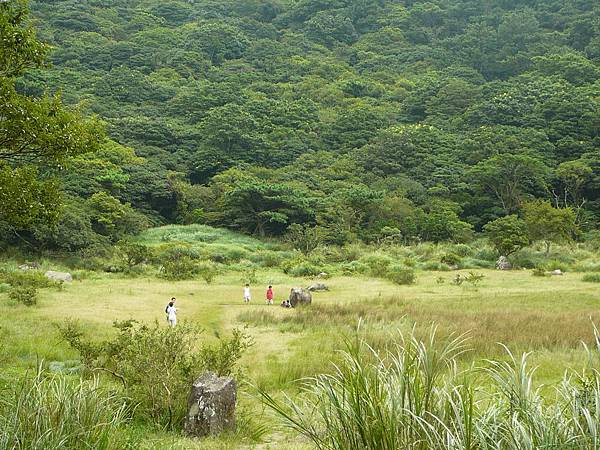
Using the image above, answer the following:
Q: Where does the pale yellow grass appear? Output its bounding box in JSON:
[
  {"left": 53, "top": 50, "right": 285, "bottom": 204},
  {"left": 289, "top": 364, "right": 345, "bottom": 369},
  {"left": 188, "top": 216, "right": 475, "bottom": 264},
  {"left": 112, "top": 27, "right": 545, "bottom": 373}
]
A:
[{"left": 1, "top": 268, "right": 600, "bottom": 448}]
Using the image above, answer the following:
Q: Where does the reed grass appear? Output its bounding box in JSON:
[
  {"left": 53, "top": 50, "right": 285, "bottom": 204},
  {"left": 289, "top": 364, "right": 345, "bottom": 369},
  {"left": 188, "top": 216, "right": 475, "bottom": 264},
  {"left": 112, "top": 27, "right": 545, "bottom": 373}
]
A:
[
  {"left": 0, "top": 366, "right": 134, "bottom": 450},
  {"left": 261, "top": 326, "right": 600, "bottom": 449}
]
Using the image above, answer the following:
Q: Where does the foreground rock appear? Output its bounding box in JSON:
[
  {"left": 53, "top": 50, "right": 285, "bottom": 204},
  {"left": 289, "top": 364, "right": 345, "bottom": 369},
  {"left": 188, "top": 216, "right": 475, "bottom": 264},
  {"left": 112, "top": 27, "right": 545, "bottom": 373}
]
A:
[
  {"left": 307, "top": 283, "right": 328, "bottom": 292},
  {"left": 44, "top": 271, "right": 72, "bottom": 283},
  {"left": 552, "top": 269, "right": 563, "bottom": 276},
  {"left": 184, "top": 372, "right": 236, "bottom": 438},
  {"left": 496, "top": 256, "right": 511, "bottom": 270},
  {"left": 289, "top": 287, "right": 312, "bottom": 307}
]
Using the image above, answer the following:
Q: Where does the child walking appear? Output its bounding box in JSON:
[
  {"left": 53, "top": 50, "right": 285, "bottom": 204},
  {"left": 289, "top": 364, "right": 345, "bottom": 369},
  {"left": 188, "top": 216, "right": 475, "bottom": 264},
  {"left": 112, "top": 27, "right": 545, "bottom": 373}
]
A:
[
  {"left": 243, "top": 284, "right": 251, "bottom": 303},
  {"left": 266, "top": 285, "right": 274, "bottom": 305}
]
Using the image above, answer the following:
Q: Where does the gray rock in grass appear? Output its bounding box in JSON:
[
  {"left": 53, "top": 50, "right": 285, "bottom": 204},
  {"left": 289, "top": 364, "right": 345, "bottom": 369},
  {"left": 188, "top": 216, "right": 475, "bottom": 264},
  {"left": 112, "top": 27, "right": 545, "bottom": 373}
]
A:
[
  {"left": 44, "top": 271, "right": 73, "bottom": 282},
  {"left": 289, "top": 287, "right": 312, "bottom": 307},
  {"left": 307, "top": 283, "right": 328, "bottom": 292},
  {"left": 495, "top": 256, "right": 511, "bottom": 271},
  {"left": 184, "top": 372, "right": 236, "bottom": 437}
]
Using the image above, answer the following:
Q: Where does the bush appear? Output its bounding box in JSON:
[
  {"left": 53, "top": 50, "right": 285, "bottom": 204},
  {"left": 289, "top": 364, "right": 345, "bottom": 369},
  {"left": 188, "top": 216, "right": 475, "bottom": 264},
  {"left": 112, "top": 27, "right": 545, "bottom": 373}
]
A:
[
  {"left": 58, "top": 320, "right": 251, "bottom": 429},
  {"left": 0, "top": 270, "right": 56, "bottom": 289},
  {"left": 0, "top": 283, "right": 10, "bottom": 293},
  {"left": 160, "top": 256, "right": 199, "bottom": 280},
  {"left": 464, "top": 271, "right": 485, "bottom": 286},
  {"left": 8, "top": 286, "right": 38, "bottom": 306},
  {"left": 461, "top": 258, "right": 495, "bottom": 269},
  {"left": 532, "top": 267, "right": 548, "bottom": 277},
  {"left": 359, "top": 254, "right": 393, "bottom": 276},
  {"left": 249, "top": 250, "right": 286, "bottom": 268},
  {"left": 197, "top": 261, "right": 218, "bottom": 284},
  {"left": 116, "top": 240, "right": 152, "bottom": 269},
  {"left": 582, "top": 274, "right": 600, "bottom": 283},
  {"left": 385, "top": 264, "right": 416, "bottom": 285},
  {"left": 452, "top": 244, "right": 473, "bottom": 257},
  {"left": 419, "top": 261, "right": 447, "bottom": 271},
  {"left": 241, "top": 265, "right": 258, "bottom": 284},
  {"left": 473, "top": 247, "right": 497, "bottom": 261},
  {"left": 289, "top": 261, "right": 323, "bottom": 278},
  {"left": 340, "top": 261, "right": 369, "bottom": 275},
  {"left": 0, "top": 367, "right": 134, "bottom": 449},
  {"left": 440, "top": 253, "right": 462, "bottom": 266}
]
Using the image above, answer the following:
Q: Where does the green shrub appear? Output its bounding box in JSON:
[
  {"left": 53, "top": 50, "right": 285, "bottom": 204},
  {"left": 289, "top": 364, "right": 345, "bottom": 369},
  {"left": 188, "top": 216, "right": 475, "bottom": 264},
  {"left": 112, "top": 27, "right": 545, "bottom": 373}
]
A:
[
  {"left": 385, "top": 264, "right": 416, "bottom": 285},
  {"left": 289, "top": 261, "right": 323, "bottom": 278},
  {"left": 359, "top": 254, "right": 393, "bottom": 276},
  {"left": 464, "top": 271, "right": 485, "bottom": 286},
  {"left": 0, "top": 367, "right": 134, "bottom": 449},
  {"left": 0, "top": 270, "right": 55, "bottom": 289},
  {"left": 582, "top": 274, "right": 600, "bottom": 283},
  {"left": 461, "top": 258, "right": 495, "bottom": 269},
  {"left": 116, "top": 240, "right": 152, "bottom": 269},
  {"left": 571, "top": 261, "right": 600, "bottom": 272},
  {"left": 340, "top": 261, "right": 369, "bottom": 275},
  {"left": 452, "top": 244, "right": 473, "bottom": 257},
  {"left": 8, "top": 286, "right": 38, "bottom": 306},
  {"left": 241, "top": 265, "right": 258, "bottom": 284},
  {"left": 160, "top": 257, "right": 199, "bottom": 280},
  {"left": 532, "top": 267, "right": 548, "bottom": 277},
  {"left": 0, "top": 283, "right": 10, "bottom": 293},
  {"left": 419, "top": 261, "right": 447, "bottom": 271},
  {"left": 402, "top": 257, "right": 417, "bottom": 268},
  {"left": 249, "top": 250, "right": 286, "bottom": 268},
  {"left": 545, "top": 259, "right": 571, "bottom": 272},
  {"left": 473, "top": 247, "right": 497, "bottom": 261},
  {"left": 440, "top": 253, "right": 462, "bottom": 266},
  {"left": 197, "top": 261, "right": 218, "bottom": 284},
  {"left": 58, "top": 320, "right": 252, "bottom": 429}
]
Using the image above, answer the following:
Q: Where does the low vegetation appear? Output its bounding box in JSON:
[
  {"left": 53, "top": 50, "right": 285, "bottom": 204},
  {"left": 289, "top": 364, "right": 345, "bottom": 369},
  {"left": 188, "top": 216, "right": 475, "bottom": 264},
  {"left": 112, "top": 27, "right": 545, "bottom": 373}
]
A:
[
  {"left": 0, "top": 367, "right": 134, "bottom": 449},
  {"left": 262, "top": 327, "right": 600, "bottom": 449},
  {"left": 58, "top": 320, "right": 252, "bottom": 429}
]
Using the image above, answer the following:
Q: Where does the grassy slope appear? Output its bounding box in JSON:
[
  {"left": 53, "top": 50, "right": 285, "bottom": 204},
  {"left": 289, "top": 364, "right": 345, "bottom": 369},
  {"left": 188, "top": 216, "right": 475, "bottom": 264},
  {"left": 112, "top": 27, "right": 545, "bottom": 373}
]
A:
[{"left": 2, "top": 226, "right": 600, "bottom": 447}]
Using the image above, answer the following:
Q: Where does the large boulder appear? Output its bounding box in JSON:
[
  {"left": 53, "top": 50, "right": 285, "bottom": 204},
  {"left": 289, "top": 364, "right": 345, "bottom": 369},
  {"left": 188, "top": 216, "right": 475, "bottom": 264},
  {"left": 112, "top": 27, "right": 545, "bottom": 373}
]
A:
[
  {"left": 289, "top": 287, "right": 312, "bottom": 307},
  {"left": 45, "top": 271, "right": 72, "bottom": 283},
  {"left": 307, "top": 283, "right": 328, "bottom": 292},
  {"left": 495, "top": 256, "right": 511, "bottom": 271},
  {"left": 184, "top": 372, "right": 236, "bottom": 438}
]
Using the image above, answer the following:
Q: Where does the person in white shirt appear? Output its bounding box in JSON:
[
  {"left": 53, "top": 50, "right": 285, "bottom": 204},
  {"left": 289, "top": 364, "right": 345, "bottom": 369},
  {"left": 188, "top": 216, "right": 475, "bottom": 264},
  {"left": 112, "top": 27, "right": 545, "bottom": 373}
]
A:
[
  {"left": 166, "top": 299, "right": 177, "bottom": 327},
  {"left": 243, "top": 284, "right": 251, "bottom": 303}
]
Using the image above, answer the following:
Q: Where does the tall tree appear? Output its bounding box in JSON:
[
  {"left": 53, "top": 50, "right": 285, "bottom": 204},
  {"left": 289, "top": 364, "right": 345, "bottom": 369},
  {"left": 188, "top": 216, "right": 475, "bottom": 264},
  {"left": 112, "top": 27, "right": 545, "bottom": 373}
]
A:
[{"left": 0, "top": 0, "right": 102, "bottom": 230}]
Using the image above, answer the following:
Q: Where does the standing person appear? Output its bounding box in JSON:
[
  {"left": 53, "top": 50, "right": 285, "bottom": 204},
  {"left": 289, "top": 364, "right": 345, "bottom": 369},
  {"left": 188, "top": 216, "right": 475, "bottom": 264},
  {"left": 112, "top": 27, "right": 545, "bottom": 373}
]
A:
[
  {"left": 243, "top": 284, "right": 251, "bottom": 303},
  {"left": 266, "top": 285, "right": 274, "bottom": 305},
  {"left": 164, "top": 297, "right": 176, "bottom": 321},
  {"left": 166, "top": 298, "right": 177, "bottom": 327}
]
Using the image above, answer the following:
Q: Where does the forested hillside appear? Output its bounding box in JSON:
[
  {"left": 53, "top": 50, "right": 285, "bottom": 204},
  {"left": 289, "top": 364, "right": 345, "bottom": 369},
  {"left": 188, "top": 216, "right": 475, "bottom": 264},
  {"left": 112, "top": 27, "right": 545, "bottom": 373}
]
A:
[{"left": 8, "top": 0, "right": 600, "bottom": 250}]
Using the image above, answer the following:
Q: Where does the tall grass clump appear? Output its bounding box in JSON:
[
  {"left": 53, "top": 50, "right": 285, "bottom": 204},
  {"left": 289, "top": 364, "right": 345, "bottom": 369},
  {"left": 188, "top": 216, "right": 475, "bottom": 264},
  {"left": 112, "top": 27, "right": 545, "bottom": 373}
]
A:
[
  {"left": 0, "top": 367, "right": 133, "bottom": 449},
  {"left": 582, "top": 273, "right": 600, "bottom": 283},
  {"left": 261, "top": 326, "right": 600, "bottom": 449}
]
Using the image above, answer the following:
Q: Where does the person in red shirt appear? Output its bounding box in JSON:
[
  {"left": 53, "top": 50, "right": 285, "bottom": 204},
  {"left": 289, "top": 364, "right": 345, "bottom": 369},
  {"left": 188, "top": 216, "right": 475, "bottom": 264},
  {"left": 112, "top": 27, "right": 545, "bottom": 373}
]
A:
[{"left": 266, "top": 285, "right": 274, "bottom": 305}]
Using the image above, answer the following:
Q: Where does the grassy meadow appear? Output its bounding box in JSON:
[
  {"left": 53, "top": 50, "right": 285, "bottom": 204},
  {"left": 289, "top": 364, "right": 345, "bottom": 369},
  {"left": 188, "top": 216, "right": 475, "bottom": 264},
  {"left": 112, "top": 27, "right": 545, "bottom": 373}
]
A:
[
  {"left": 2, "top": 268, "right": 600, "bottom": 447},
  {"left": 2, "top": 225, "right": 600, "bottom": 448}
]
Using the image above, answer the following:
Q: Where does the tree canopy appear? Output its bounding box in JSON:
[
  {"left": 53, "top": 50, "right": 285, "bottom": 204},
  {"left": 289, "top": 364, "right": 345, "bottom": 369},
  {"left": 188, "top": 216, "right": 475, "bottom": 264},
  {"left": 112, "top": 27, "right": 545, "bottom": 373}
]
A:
[{"left": 2, "top": 0, "right": 600, "bottom": 249}]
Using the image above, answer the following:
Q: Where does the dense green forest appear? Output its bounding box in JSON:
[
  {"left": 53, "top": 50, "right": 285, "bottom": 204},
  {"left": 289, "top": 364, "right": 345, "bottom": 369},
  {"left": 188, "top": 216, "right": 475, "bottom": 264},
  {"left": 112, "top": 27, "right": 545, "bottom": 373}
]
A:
[{"left": 3, "top": 0, "right": 600, "bottom": 252}]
